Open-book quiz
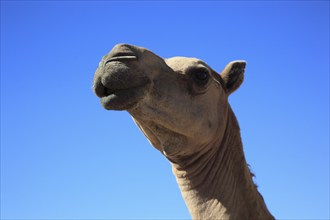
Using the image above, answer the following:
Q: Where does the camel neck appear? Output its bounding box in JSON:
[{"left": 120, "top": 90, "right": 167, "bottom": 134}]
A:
[{"left": 169, "top": 106, "right": 274, "bottom": 220}]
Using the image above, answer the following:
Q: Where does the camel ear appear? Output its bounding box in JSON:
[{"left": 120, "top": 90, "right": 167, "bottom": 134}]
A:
[{"left": 220, "top": 60, "right": 246, "bottom": 95}]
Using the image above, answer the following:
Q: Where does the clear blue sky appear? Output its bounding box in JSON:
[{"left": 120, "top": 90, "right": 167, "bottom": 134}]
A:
[{"left": 1, "top": 1, "right": 329, "bottom": 219}]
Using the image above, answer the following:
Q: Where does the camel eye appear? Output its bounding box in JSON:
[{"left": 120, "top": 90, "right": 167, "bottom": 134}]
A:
[{"left": 192, "top": 69, "right": 210, "bottom": 86}]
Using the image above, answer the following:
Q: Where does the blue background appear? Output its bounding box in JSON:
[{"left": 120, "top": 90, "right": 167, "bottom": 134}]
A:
[{"left": 1, "top": 1, "right": 329, "bottom": 219}]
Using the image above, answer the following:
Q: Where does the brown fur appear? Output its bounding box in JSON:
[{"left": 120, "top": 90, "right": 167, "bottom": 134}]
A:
[{"left": 93, "top": 44, "right": 274, "bottom": 219}]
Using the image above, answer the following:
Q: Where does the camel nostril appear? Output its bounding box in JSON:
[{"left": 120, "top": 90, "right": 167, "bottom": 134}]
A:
[
  {"left": 104, "top": 54, "right": 137, "bottom": 64},
  {"left": 107, "top": 44, "right": 137, "bottom": 62}
]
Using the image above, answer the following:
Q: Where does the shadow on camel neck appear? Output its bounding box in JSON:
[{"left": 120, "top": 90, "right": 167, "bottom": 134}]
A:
[{"left": 93, "top": 43, "right": 275, "bottom": 220}]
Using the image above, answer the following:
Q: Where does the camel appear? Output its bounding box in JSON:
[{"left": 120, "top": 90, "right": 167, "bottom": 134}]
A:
[{"left": 93, "top": 44, "right": 275, "bottom": 220}]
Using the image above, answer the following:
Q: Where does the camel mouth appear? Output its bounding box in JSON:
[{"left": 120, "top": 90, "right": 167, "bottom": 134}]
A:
[{"left": 99, "top": 81, "right": 150, "bottom": 111}]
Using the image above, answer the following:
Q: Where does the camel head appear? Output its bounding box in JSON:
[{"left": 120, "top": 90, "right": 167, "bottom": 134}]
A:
[{"left": 93, "top": 44, "right": 246, "bottom": 160}]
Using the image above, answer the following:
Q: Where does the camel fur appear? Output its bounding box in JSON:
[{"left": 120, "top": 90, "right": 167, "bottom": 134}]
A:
[{"left": 93, "top": 44, "right": 274, "bottom": 220}]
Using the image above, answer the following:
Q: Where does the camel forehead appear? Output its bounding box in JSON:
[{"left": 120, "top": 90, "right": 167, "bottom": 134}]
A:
[{"left": 165, "top": 57, "right": 210, "bottom": 73}]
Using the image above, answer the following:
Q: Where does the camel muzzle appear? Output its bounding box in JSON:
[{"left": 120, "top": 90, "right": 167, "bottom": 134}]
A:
[{"left": 93, "top": 44, "right": 150, "bottom": 111}]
